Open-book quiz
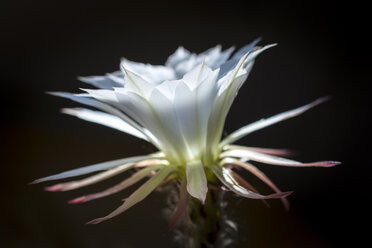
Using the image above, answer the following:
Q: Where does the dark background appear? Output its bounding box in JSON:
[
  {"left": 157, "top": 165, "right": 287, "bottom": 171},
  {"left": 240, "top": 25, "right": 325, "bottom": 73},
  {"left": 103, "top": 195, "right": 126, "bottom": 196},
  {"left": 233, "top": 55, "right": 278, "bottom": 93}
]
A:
[{"left": 1, "top": 0, "right": 370, "bottom": 247}]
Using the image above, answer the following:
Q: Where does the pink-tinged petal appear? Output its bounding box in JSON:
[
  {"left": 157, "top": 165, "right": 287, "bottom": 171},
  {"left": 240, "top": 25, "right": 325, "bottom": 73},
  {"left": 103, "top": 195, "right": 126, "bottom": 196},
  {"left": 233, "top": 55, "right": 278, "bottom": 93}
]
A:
[
  {"left": 229, "top": 170, "right": 270, "bottom": 208},
  {"left": 30, "top": 154, "right": 157, "bottom": 184},
  {"left": 45, "top": 162, "right": 136, "bottom": 192},
  {"left": 68, "top": 165, "right": 163, "bottom": 204},
  {"left": 221, "top": 149, "right": 341, "bottom": 167},
  {"left": 224, "top": 145, "right": 295, "bottom": 157},
  {"left": 220, "top": 96, "right": 331, "bottom": 146},
  {"left": 304, "top": 161, "right": 341, "bottom": 167},
  {"left": 208, "top": 164, "right": 292, "bottom": 200},
  {"left": 68, "top": 196, "right": 87, "bottom": 204},
  {"left": 86, "top": 166, "right": 175, "bottom": 224},
  {"left": 44, "top": 185, "right": 64, "bottom": 192},
  {"left": 226, "top": 158, "right": 289, "bottom": 210},
  {"left": 167, "top": 178, "right": 188, "bottom": 232}
]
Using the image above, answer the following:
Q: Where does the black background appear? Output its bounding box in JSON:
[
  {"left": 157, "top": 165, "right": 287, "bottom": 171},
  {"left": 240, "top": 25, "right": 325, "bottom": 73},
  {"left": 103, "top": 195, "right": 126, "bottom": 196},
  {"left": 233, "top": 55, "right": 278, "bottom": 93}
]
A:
[{"left": 1, "top": 0, "right": 370, "bottom": 247}]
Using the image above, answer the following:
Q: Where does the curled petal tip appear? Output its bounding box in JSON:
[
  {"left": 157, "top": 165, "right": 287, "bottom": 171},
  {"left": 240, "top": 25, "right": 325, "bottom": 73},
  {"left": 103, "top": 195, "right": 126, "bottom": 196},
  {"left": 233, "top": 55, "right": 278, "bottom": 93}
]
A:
[
  {"left": 326, "top": 161, "right": 341, "bottom": 167},
  {"left": 313, "top": 161, "right": 341, "bottom": 167},
  {"left": 68, "top": 196, "right": 87, "bottom": 204},
  {"left": 281, "top": 191, "right": 294, "bottom": 198},
  {"left": 86, "top": 218, "right": 104, "bottom": 225},
  {"left": 270, "top": 191, "right": 293, "bottom": 199},
  {"left": 44, "top": 185, "right": 63, "bottom": 192}
]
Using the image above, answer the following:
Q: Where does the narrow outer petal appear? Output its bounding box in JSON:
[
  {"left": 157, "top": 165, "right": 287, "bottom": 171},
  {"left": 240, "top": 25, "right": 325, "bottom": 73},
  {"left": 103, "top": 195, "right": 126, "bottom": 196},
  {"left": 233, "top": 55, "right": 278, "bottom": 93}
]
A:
[
  {"left": 221, "top": 149, "right": 340, "bottom": 167},
  {"left": 224, "top": 158, "right": 289, "bottom": 210},
  {"left": 220, "top": 96, "right": 331, "bottom": 146},
  {"left": 87, "top": 166, "right": 175, "bottom": 224},
  {"left": 45, "top": 162, "right": 136, "bottom": 191},
  {"left": 69, "top": 164, "right": 164, "bottom": 203},
  {"left": 31, "top": 154, "right": 157, "bottom": 184},
  {"left": 209, "top": 164, "right": 292, "bottom": 199}
]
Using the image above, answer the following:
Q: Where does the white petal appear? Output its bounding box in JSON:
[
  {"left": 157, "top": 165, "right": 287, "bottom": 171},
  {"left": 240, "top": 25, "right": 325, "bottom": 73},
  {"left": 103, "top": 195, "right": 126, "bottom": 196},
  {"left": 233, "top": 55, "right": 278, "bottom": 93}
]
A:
[
  {"left": 73, "top": 89, "right": 149, "bottom": 140},
  {"left": 61, "top": 108, "right": 148, "bottom": 141},
  {"left": 186, "top": 160, "right": 208, "bottom": 203},
  {"left": 49, "top": 91, "right": 144, "bottom": 135},
  {"left": 173, "top": 54, "right": 198, "bottom": 78},
  {"left": 121, "top": 59, "right": 176, "bottom": 84},
  {"left": 205, "top": 54, "right": 249, "bottom": 160},
  {"left": 231, "top": 38, "right": 262, "bottom": 60},
  {"left": 120, "top": 91, "right": 180, "bottom": 160},
  {"left": 121, "top": 66, "right": 155, "bottom": 99},
  {"left": 78, "top": 72, "right": 123, "bottom": 89},
  {"left": 154, "top": 79, "right": 180, "bottom": 101},
  {"left": 220, "top": 97, "right": 331, "bottom": 146},
  {"left": 174, "top": 67, "right": 219, "bottom": 157},
  {"left": 172, "top": 82, "right": 200, "bottom": 157},
  {"left": 169, "top": 45, "right": 234, "bottom": 78},
  {"left": 199, "top": 45, "right": 235, "bottom": 69},
  {"left": 182, "top": 62, "right": 214, "bottom": 90},
  {"left": 106, "top": 73, "right": 125, "bottom": 85},
  {"left": 209, "top": 46, "right": 235, "bottom": 69},
  {"left": 148, "top": 88, "right": 191, "bottom": 161},
  {"left": 165, "top": 46, "right": 191, "bottom": 68},
  {"left": 217, "top": 40, "right": 273, "bottom": 80}
]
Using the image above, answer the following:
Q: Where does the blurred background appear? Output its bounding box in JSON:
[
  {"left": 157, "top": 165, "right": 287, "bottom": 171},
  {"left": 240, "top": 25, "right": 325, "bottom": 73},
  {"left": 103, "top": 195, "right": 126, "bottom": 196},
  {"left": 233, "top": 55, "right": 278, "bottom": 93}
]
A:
[{"left": 1, "top": 0, "right": 370, "bottom": 247}]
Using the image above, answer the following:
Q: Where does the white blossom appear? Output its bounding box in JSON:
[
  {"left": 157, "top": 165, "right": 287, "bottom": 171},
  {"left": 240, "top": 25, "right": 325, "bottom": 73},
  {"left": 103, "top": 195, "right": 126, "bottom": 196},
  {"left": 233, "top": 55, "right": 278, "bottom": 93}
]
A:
[{"left": 33, "top": 40, "right": 340, "bottom": 225}]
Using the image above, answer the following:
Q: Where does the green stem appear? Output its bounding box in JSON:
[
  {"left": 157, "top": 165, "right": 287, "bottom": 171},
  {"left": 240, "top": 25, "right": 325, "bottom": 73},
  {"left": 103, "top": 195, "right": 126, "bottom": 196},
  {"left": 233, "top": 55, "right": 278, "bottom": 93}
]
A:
[{"left": 185, "top": 189, "right": 221, "bottom": 248}]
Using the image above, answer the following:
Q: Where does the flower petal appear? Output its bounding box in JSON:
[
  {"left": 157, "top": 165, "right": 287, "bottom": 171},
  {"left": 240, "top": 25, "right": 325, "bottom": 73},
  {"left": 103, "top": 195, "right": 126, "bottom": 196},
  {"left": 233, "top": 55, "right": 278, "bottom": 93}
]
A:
[
  {"left": 121, "top": 59, "right": 176, "bottom": 85},
  {"left": 186, "top": 160, "right": 208, "bottom": 203},
  {"left": 45, "top": 162, "right": 136, "bottom": 191},
  {"left": 49, "top": 91, "right": 148, "bottom": 141},
  {"left": 209, "top": 164, "right": 292, "bottom": 199},
  {"left": 224, "top": 145, "right": 294, "bottom": 157},
  {"left": 61, "top": 108, "right": 148, "bottom": 141},
  {"left": 221, "top": 149, "right": 340, "bottom": 167},
  {"left": 69, "top": 164, "right": 164, "bottom": 203},
  {"left": 165, "top": 46, "right": 191, "bottom": 68},
  {"left": 168, "top": 45, "right": 235, "bottom": 78},
  {"left": 220, "top": 96, "right": 331, "bottom": 146},
  {"left": 86, "top": 166, "right": 175, "bottom": 224},
  {"left": 78, "top": 71, "right": 123, "bottom": 89},
  {"left": 231, "top": 38, "right": 262, "bottom": 60},
  {"left": 228, "top": 169, "right": 270, "bottom": 208},
  {"left": 206, "top": 54, "right": 249, "bottom": 160},
  {"left": 217, "top": 38, "right": 265, "bottom": 80},
  {"left": 121, "top": 65, "right": 155, "bottom": 99},
  {"left": 224, "top": 158, "right": 289, "bottom": 210},
  {"left": 31, "top": 154, "right": 159, "bottom": 184}
]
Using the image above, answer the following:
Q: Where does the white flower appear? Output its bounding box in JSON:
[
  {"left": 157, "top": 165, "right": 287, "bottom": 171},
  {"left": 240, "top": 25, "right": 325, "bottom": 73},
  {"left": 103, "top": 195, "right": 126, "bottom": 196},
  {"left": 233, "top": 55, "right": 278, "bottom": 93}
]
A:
[{"left": 33, "top": 40, "right": 340, "bottom": 225}]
